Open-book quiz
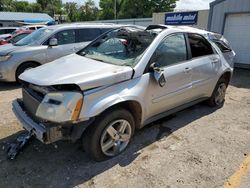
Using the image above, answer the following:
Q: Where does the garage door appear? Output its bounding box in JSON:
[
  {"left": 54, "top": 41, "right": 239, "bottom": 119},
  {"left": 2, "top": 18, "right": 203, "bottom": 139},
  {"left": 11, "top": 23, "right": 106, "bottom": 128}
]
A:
[{"left": 224, "top": 13, "right": 250, "bottom": 65}]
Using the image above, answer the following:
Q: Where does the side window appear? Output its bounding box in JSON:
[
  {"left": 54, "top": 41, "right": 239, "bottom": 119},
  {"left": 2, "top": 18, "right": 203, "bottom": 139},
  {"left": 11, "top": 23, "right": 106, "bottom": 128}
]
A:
[
  {"left": 77, "top": 28, "right": 101, "bottom": 42},
  {"left": 188, "top": 33, "right": 214, "bottom": 58},
  {"left": 56, "top": 29, "right": 76, "bottom": 45},
  {"left": 152, "top": 33, "right": 187, "bottom": 68}
]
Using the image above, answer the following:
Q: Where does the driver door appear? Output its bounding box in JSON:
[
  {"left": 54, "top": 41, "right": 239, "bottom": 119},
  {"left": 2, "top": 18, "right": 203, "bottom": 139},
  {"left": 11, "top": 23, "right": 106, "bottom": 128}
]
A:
[
  {"left": 46, "top": 29, "right": 78, "bottom": 62},
  {"left": 147, "top": 33, "right": 194, "bottom": 118}
]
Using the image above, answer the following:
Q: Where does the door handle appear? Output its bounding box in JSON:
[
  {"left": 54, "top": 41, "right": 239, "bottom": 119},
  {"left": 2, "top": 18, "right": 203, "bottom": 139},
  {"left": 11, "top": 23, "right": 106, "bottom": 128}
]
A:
[
  {"left": 184, "top": 67, "right": 192, "bottom": 74},
  {"left": 210, "top": 57, "right": 219, "bottom": 64}
]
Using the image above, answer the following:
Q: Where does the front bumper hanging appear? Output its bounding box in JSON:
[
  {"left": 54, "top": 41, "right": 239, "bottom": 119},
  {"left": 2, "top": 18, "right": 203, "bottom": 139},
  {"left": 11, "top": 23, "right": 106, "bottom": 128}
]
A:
[
  {"left": 12, "top": 99, "right": 63, "bottom": 144},
  {"left": 12, "top": 99, "right": 93, "bottom": 144}
]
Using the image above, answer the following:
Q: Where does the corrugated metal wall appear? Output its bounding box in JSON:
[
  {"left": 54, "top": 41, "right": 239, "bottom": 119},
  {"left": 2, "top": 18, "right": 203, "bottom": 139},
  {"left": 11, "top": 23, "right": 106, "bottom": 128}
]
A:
[{"left": 209, "top": 0, "right": 250, "bottom": 33}]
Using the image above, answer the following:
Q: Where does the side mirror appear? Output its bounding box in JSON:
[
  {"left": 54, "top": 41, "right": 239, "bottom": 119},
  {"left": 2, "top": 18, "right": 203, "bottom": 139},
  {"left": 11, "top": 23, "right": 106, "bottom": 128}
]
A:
[
  {"left": 49, "top": 38, "right": 58, "bottom": 47},
  {"left": 150, "top": 62, "right": 166, "bottom": 87}
]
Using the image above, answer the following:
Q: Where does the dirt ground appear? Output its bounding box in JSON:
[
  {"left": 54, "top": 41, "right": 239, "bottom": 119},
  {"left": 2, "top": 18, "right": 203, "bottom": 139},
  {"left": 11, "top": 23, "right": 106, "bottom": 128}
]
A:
[{"left": 0, "top": 68, "right": 250, "bottom": 188}]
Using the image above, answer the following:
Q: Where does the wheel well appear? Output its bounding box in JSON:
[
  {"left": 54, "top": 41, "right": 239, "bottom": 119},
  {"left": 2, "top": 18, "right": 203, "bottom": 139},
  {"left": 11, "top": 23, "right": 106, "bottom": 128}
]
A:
[
  {"left": 102, "top": 101, "right": 143, "bottom": 129},
  {"left": 16, "top": 61, "right": 41, "bottom": 80},
  {"left": 221, "top": 71, "right": 231, "bottom": 86}
]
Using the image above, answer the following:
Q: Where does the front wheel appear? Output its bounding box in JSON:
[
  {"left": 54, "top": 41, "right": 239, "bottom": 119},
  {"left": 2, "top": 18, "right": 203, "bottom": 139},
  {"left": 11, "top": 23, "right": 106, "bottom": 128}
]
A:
[
  {"left": 16, "top": 62, "right": 39, "bottom": 82},
  {"left": 83, "top": 108, "right": 135, "bottom": 161},
  {"left": 208, "top": 78, "right": 228, "bottom": 107}
]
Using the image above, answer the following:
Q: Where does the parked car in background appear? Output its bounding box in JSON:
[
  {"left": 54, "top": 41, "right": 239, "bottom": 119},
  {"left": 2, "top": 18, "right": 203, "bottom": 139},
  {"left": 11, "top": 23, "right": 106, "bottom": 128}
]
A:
[
  {"left": 0, "top": 27, "right": 18, "bottom": 39},
  {"left": 0, "top": 30, "right": 33, "bottom": 45},
  {"left": 20, "top": 25, "right": 47, "bottom": 31},
  {"left": 14, "top": 25, "right": 235, "bottom": 161},
  {"left": 0, "top": 23, "right": 120, "bottom": 82}
]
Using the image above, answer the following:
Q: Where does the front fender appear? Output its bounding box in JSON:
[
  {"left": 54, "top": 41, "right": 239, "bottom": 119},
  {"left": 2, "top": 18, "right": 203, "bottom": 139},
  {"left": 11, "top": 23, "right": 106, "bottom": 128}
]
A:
[
  {"left": 83, "top": 94, "right": 143, "bottom": 118},
  {"left": 79, "top": 75, "right": 150, "bottom": 122}
]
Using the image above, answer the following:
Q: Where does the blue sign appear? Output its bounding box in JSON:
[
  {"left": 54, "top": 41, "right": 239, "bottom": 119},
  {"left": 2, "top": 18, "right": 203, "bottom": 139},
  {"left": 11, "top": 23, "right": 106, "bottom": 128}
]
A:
[{"left": 165, "top": 11, "right": 198, "bottom": 25}]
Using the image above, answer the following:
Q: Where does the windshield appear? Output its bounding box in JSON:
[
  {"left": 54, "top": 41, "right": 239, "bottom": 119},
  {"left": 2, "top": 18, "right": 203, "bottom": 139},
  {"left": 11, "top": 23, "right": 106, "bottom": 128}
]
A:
[
  {"left": 10, "top": 33, "right": 30, "bottom": 43},
  {"left": 14, "top": 28, "right": 53, "bottom": 46},
  {"left": 78, "top": 27, "right": 158, "bottom": 67}
]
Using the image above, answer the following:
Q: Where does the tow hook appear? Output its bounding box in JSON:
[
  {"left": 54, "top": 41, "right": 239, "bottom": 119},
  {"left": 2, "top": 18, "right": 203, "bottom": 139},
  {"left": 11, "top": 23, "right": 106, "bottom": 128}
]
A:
[{"left": 6, "top": 132, "right": 33, "bottom": 160}]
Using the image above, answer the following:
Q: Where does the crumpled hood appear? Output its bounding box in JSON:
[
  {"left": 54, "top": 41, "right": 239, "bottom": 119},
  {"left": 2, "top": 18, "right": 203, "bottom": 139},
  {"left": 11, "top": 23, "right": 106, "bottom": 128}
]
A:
[
  {"left": 19, "top": 54, "right": 134, "bottom": 90},
  {"left": 0, "top": 44, "right": 21, "bottom": 55}
]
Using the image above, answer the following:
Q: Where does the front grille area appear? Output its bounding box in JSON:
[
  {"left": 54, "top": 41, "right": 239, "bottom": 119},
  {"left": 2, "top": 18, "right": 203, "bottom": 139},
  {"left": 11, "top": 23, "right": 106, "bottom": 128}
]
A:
[
  {"left": 22, "top": 83, "right": 48, "bottom": 121},
  {"left": 22, "top": 88, "right": 41, "bottom": 117}
]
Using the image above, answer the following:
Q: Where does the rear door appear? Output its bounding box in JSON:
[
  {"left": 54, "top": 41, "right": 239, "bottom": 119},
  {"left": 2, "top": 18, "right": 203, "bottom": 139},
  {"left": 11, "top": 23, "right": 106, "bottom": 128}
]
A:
[
  {"left": 186, "top": 33, "right": 220, "bottom": 98},
  {"left": 46, "top": 29, "right": 77, "bottom": 62},
  {"left": 147, "top": 33, "right": 194, "bottom": 117}
]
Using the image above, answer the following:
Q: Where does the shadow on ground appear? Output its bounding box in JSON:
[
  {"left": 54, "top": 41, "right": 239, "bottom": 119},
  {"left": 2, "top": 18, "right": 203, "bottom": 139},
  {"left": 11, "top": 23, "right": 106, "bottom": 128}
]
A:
[
  {"left": 0, "top": 82, "right": 20, "bottom": 91},
  {"left": 0, "top": 103, "right": 218, "bottom": 188}
]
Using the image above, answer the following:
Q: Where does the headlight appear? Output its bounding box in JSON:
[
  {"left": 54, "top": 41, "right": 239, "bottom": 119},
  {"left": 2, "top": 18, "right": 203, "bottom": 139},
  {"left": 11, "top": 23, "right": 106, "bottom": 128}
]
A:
[
  {"left": 36, "top": 92, "right": 83, "bottom": 123},
  {"left": 0, "top": 55, "right": 11, "bottom": 62}
]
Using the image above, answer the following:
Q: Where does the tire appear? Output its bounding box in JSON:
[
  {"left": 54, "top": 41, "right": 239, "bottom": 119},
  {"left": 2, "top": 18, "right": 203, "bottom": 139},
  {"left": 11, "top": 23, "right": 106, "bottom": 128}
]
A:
[
  {"left": 83, "top": 108, "right": 135, "bottom": 161},
  {"left": 16, "top": 62, "right": 39, "bottom": 82},
  {"left": 208, "top": 77, "right": 228, "bottom": 107}
]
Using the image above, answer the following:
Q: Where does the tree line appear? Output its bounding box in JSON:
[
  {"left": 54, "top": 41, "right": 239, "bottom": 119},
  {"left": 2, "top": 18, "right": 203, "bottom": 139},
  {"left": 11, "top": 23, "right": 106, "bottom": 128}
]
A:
[{"left": 0, "top": 0, "right": 177, "bottom": 22}]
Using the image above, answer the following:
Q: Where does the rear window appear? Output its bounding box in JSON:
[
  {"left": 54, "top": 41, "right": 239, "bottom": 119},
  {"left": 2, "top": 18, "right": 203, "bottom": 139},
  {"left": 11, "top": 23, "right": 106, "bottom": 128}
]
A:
[{"left": 77, "top": 28, "right": 101, "bottom": 42}]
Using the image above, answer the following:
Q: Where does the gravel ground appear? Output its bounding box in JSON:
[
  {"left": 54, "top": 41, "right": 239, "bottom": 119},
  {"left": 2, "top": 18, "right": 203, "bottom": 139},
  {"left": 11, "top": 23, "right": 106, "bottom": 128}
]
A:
[{"left": 0, "top": 68, "right": 249, "bottom": 188}]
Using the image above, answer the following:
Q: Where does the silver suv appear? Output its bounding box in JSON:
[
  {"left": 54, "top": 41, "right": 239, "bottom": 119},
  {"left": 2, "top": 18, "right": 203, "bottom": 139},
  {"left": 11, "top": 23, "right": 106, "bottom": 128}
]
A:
[
  {"left": 13, "top": 25, "right": 235, "bottom": 161},
  {"left": 0, "top": 23, "right": 118, "bottom": 82}
]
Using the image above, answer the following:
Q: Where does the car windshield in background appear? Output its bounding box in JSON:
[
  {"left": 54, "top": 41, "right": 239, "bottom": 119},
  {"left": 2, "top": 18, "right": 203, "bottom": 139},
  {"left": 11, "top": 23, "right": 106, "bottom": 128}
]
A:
[
  {"left": 78, "top": 27, "right": 158, "bottom": 67},
  {"left": 14, "top": 28, "right": 53, "bottom": 46}
]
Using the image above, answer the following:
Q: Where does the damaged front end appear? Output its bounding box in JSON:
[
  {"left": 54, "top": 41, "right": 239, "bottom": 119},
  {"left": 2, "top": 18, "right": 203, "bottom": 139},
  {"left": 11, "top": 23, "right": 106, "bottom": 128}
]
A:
[{"left": 13, "top": 82, "right": 93, "bottom": 144}]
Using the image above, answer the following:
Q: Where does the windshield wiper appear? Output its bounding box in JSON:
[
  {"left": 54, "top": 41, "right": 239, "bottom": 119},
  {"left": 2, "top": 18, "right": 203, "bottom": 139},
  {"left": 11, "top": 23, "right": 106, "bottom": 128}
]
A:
[{"left": 88, "top": 57, "right": 105, "bottom": 63}]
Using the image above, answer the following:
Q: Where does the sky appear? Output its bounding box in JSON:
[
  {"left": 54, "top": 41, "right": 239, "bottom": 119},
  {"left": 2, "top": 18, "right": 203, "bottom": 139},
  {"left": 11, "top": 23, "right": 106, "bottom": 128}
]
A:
[{"left": 20, "top": 0, "right": 215, "bottom": 10}]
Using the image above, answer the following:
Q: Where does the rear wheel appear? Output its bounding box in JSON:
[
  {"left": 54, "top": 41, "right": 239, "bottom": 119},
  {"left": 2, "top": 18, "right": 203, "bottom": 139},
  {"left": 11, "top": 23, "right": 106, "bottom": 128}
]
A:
[
  {"left": 208, "top": 78, "right": 228, "bottom": 107},
  {"left": 83, "top": 108, "right": 135, "bottom": 161},
  {"left": 16, "top": 62, "right": 39, "bottom": 82}
]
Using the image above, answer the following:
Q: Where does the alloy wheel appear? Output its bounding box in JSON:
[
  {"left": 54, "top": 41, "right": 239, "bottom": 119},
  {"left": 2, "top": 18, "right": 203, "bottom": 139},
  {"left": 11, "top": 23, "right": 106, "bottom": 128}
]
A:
[
  {"left": 214, "top": 83, "right": 227, "bottom": 105},
  {"left": 100, "top": 119, "right": 132, "bottom": 156}
]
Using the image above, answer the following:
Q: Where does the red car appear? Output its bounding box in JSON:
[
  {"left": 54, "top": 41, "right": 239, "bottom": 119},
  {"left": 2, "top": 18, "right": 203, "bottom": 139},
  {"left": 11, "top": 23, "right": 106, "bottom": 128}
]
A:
[{"left": 0, "top": 30, "right": 33, "bottom": 45}]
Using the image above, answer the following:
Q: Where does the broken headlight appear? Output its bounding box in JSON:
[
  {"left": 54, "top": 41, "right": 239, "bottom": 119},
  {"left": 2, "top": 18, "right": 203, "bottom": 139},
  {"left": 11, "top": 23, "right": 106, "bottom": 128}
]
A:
[{"left": 35, "top": 92, "right": 83, "bottom": 123}]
